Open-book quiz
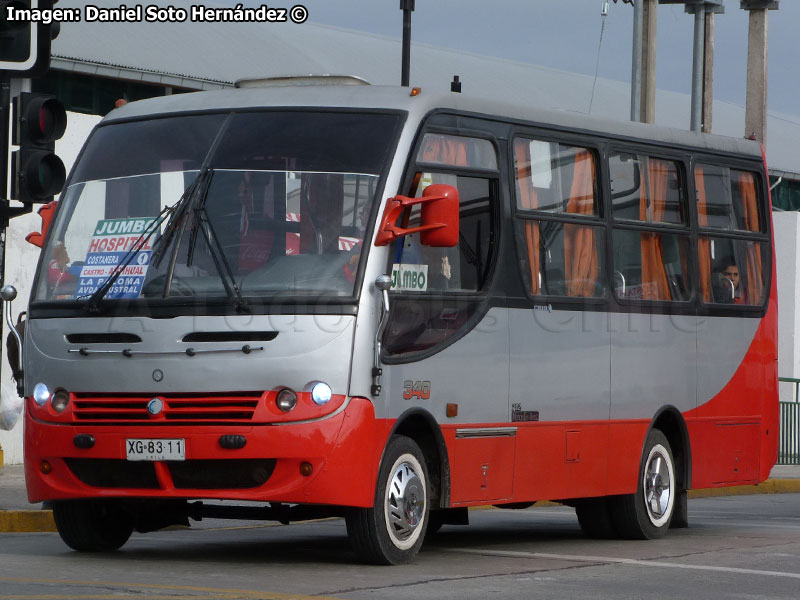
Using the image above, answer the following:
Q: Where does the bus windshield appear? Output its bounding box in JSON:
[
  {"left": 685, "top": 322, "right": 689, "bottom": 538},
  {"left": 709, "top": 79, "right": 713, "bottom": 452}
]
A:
[{"left": 34, "top": 110, "right": 401, "bottom": 306}]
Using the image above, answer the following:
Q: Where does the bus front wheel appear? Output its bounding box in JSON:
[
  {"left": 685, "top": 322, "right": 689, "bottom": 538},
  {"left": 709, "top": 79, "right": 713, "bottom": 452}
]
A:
[
  {"left": 611, "top": 429, "right": 676, "bottom": 539},
  {"left": 346, "top": 435, "right": 429, "bottom": 565},
  {"left": 53, "top": 499, "right": 133, "bottom": 552}
]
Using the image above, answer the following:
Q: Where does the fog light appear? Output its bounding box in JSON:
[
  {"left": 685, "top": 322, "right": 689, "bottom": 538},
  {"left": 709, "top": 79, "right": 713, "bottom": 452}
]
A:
[
  {"left": 40, "top": 460, "right": 52, "bottom": 474},
  {"left": 310, "top": 382, "right": 332, "bottom": 406},
  {"left": 300, "top": 461, "right": 313, "bottom": 477},
  {"left": 275, "top": 388, "right": 297, "bottom": 412},
  {"left": 51, "top": 389, "right": 70, "bottom": 413},
  {"left": 33, "top": 383, "right": 50, "bottom": 406}
]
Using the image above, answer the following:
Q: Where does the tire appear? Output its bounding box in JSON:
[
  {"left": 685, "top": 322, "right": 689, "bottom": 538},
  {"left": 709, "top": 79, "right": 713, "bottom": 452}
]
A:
[
  {"left": 575, "top": 498, "right": 618, "bottom": 539},
  {"left": 346, "top": 435, "right": 429, "bottom": 565},
  {"left": 610, "top": 429, "right": 676, "bottom": 540},
  {"left": 53, "top": 499, "right": 134, "bottom": 552}
]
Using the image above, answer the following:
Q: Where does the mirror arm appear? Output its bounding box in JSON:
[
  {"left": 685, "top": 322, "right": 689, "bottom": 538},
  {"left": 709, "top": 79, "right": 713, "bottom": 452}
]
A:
[
  {"left": 1, "top": 285, "right": 24, "bottom": 395},
  {"left": 371, "top": 275, "right": 392, "bottom": 396},
  {"left": 374, "top": 193, "right": 449, "bottom": 246}
]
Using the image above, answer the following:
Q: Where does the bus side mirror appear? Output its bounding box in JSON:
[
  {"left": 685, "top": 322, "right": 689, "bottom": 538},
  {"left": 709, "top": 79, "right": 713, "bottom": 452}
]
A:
[
  {"left": 25, "top": 201, "right": 59, "bottom": 248},
  {"left": 374, "top": 184, "right": 459, "bottom": 247}
]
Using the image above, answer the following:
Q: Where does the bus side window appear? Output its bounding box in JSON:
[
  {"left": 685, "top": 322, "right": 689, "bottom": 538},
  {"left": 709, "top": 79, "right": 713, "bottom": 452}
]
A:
[
  {"left": 512, "top": 138, "right": 606, "bottom": 298},
  {"left": 609, "top": 152, "right": 691, "bottom": 302},
  {"left": 696, "top": 164, "right": 768, "bottom": 306},
  {"left": 700, "top": 237, "right": 767, "bottom": 306},
  {"left": 392, "top": 173, "right": 494, "bottom": 294}
]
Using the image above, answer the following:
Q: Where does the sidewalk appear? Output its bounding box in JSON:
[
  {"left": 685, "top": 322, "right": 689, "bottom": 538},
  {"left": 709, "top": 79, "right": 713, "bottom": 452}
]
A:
[
  {"left": 0, "top": 464, "right": 53, "bottom": 532},
  {"left": 2, "top": 464, "right": 800, "bottom": 533}
]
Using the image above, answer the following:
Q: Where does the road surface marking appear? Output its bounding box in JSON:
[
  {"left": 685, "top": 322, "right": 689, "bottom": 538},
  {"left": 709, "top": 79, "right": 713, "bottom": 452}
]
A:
[{"left": 445, "top": 548, "right": 800, "bottom": 579}]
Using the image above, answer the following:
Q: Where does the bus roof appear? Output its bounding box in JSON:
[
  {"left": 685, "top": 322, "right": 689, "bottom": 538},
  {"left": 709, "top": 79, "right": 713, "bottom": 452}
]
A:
[{"left": 105, "top": 83, "right": 763, "bottom": 161}]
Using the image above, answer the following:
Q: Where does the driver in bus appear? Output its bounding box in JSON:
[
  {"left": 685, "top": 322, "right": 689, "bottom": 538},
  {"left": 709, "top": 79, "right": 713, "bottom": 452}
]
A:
[{"left": 47, "top": 241, "right": 77, "bottom": 291}]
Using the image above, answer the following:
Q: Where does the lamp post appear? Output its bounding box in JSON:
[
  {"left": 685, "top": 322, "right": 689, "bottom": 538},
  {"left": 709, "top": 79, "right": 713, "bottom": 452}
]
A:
[{"left": 400, "top": 0, "right": 415, "bottom": 87}]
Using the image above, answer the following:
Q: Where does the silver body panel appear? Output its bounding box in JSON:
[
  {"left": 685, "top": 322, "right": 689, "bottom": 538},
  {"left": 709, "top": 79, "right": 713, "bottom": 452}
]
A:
[
  {"left": 382, "top": 308, "right": 510, "bottom": 423},
  {"left": 24, "top": 315, "right": 355, "bottom": 395},
  {"left": 610, "top": 313, "right": 699, "bottom": 420},
  {"left": 510, "top": 309, "right": 611, "bottom": 423}
]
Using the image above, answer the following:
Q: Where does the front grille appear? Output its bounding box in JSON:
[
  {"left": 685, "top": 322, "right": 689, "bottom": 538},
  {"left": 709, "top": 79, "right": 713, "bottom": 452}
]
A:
[
  {"left": 71, "top": 392, "right": 262, "bottom": 423},
  {"left": 66, "top": 458, "right": 159, "bottom": 489},
  {"left": 168, "top": 459, "right": 276, "bottom": 489}
]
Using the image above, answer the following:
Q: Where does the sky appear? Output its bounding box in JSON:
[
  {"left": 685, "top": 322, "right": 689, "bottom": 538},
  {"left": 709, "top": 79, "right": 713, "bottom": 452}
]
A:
[{"left": 290, "top": 0, "right": 798, "bottom": 117}]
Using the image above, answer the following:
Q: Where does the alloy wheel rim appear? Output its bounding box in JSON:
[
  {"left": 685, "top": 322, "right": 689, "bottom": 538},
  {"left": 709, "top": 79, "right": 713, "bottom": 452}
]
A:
[
  {"left": 385, "top": 459, "right": 425, "bottom": 547},
  {"left": 644, "top": 446, "right": 673, "bottom": 526}
]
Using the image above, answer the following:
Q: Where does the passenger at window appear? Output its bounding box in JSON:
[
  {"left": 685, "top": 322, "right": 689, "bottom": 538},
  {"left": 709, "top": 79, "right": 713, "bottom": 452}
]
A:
[{"left": 714, "top": 260, "right": 743, "bottom": 304}]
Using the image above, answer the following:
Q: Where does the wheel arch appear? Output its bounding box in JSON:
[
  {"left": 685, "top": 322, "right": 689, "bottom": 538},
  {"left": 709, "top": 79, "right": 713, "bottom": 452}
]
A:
[
  {"left": 650, "top": 405, "right": 692, "bottom": 491},
  {"left": 386, "top": 408, "right": 450, "bottom": 509}
]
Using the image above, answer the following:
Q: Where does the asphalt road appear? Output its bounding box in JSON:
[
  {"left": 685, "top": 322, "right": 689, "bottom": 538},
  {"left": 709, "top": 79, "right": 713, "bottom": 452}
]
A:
[{"left": 1, "top": 494, "right": 799, "bottom": 600}]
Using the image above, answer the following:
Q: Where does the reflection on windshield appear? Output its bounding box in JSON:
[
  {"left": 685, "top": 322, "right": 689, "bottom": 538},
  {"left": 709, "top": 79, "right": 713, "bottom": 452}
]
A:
[{"left": 38, "top": 170, "right": 378, "bottom": 302}]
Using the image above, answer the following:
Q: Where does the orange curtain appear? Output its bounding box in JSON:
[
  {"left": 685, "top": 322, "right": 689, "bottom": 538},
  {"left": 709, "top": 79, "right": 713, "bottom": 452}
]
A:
[
  {"left": 514, "top": 140, "right": 539, "bottom": 295},
  {"left": 564, "top": 151, "right": 598, "bottom": 296},
  {"left": 421, "top": 135, "right": 469, "bottom": 166},
  {"left": 739, "top": 172, "right": 763, "bottom": 303},
  {"left": 695, "top": 167, "right": 712, "bottom": 302},
  {"left": 640, "top": 158, "right": 671, "bottom": 300}
]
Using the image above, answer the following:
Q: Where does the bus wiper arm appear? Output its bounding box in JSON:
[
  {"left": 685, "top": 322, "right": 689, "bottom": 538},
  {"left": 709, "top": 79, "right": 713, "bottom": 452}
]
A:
[
  {"left": 194, "top": 204, "right": 249, "bottom": 312},
  {"left": 83, "top": 170, "right": 209, "bottom": 312},
  {"left": 151, "top": 168, "right": 210, "bottom": 269}
]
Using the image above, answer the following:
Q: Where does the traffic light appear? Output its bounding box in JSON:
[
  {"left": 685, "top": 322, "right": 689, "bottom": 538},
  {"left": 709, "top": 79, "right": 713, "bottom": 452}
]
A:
[
  {"left": 11, "top": 92, "right": 67, "bottom": 203},
  {"left": 0, "top": 1, "right": 58, "bottom": 75}
]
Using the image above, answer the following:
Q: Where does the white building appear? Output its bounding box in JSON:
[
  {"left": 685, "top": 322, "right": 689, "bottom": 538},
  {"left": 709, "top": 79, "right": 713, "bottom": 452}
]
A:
[{"left": 3, "top": 0, "right": 800, "bottom": 464}]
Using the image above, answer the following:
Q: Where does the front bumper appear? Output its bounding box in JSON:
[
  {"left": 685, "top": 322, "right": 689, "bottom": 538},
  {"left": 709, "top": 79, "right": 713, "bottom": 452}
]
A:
[{"left": 25, "top": 396, "right": 390, "bottom": 508}]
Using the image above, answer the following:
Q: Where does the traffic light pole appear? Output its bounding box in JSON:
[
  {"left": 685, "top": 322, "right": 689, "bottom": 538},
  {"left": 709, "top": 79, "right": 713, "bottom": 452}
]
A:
[
  {"left": 1, "top": 72, "right": 10, "bottom": 383},
  {"left": 1, "top": 71, "right": 31, "bottom": 383}
]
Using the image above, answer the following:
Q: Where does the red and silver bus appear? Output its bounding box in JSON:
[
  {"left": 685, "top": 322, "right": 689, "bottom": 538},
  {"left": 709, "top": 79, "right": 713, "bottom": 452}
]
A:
[{"left": 6, "top": 78, "right": 777, "bottom": 564}]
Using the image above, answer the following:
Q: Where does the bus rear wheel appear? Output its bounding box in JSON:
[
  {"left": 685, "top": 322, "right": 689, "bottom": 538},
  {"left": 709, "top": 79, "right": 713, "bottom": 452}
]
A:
[
  {"left": 611, "top": 429, "right": 676, "bottom": 539},
  {"left": 53, "top": 499, "right": 133, "bottom": 552},
  {"left": 346, "top": 435, "right": 429, "bottom": 565}
]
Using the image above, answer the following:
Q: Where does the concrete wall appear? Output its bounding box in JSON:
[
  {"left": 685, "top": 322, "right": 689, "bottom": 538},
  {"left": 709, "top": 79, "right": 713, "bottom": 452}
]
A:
[
  {"left": 0, "top": 112, "right": 101, "bottom": 466},
  {"left": 774, "top": 211, "right": 800, "bottom": 403}
]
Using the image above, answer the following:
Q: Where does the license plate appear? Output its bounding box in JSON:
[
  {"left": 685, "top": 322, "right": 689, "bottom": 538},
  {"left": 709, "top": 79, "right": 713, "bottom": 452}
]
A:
[{"left": 126, "top": 438, "right": 185, "bottom": 461}]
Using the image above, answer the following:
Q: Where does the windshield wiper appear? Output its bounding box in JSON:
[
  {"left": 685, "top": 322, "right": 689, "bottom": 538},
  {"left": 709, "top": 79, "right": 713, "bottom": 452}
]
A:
[
  {"left": 82, "top": 170, "right": 208, "bottom": 313},
  {"left": 151, "top": 168, "right": 210, "bottom": 270},
  {"left": 183, "top": 173, "right": 249, "bottom": 312}
]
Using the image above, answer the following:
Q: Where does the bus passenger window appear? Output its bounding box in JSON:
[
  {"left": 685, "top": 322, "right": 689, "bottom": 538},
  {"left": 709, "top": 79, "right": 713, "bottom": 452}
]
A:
[
  {"left": 610, "top": 154, "right": 685, "bottom": 225},
  {"left": 514, "top": 221, "right": 607, "bottom": 298},
  {"left": 695, "top": 164, "right": 764, "bottom": 233},
  {"left": 700, "top": 237, "right": 768, "bottom": 306},
  {"left": 695, "top": 164, "right": 767, "bottom": 306},
  {"left": 512, "top": 138, "right": 605, "bottom": 298},
  {"left": 612, "top": 230, "right": 690, "bottom": 302}
]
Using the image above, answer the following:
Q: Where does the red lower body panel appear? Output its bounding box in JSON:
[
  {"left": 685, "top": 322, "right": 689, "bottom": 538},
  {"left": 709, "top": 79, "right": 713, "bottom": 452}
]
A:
[{"left": 25, "top": 397, "right": 393, "bottom": 508}]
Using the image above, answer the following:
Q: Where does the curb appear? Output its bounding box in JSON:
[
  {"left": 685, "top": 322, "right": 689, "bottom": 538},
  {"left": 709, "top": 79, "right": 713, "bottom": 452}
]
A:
[
  {"left": 0, "top": 510, "right": 56, "bottom": 533},
  {"left": 687, "top": 478, "right": 800, "bottom": 499},
  {"left": 2, "top": 480, "right": 800, "bottom": 533}
]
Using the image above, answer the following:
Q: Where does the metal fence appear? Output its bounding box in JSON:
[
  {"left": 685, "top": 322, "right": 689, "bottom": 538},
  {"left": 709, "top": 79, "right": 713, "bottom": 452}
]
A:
[{"left": 779, "top": 377, "right": 800, "bottom": 465}]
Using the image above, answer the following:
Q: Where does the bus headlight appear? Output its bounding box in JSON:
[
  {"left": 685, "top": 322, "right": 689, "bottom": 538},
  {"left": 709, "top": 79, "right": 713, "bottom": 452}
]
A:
[
  {"left": 275, "top": 388, "right": 297, "bottom": 412},
  {"left": 33, "top": 383, "right": 51, "bottom": 406},
  {"left": 51, "top": 390, "right": 70, "bottom": 413},
  {"left": 310, "top": 382, "right": 332, "bottom": 406}
]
